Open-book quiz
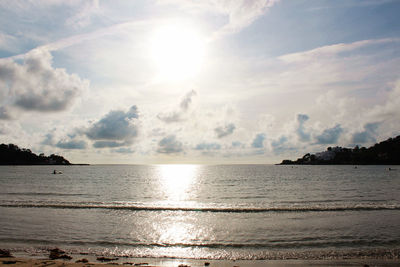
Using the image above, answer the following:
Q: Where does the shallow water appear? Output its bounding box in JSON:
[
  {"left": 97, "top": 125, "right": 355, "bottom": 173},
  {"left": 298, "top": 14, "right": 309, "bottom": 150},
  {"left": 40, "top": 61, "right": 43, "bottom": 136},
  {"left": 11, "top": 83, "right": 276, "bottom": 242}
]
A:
[{"left": 0, "top": 164, "right": 399, "bottom": 260}]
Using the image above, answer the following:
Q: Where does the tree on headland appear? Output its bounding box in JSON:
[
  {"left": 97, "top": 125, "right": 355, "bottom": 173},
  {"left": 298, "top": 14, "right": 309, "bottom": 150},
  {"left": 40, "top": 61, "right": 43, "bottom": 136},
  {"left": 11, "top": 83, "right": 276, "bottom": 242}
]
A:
[
  {"left": 0, "top": 144, "right": 71, "bottom": 165},
  {"left": 280, "top": 135, "right": 400, "bottom": 165}
]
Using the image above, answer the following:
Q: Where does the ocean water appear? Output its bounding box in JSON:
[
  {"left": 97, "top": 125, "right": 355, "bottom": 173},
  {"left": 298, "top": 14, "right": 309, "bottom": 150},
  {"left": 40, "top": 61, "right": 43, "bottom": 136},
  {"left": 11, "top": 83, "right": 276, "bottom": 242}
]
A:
[{"left": 0, "top": 164, "right": 400, "bottom": 260}]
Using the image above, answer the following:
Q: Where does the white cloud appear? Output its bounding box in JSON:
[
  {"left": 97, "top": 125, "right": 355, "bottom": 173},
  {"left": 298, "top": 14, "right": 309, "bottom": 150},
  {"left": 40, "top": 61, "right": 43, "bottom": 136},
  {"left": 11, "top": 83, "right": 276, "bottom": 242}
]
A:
[
  {"left": 228, "top": 38, "right": 400, "bottom": 101},
  {"left": 157, "top": 90, "right": 197, "bottom": 123},
  {"left": 1, "top": 1, "right": 399, "bottom": 164},
  {"left": 368, "top": 80, "right": 400, "bottom": 121},
  {"left": 65, "top": 0, "right": 100, "bottom": 29},
  {"left": 209, "top": 0, "right": 280, "bottom": 37},
  {"left": 158, "top": 0, "right": 280, "bottom": 38},
  {"left": 0, "top": 48, "right": 88, "bottom": 117},
  {"left": 279, "top": 38, "right": 400, "bottom": 63},
  {"left": 0, "top": 32, "right": 16, "bottom": 52}
]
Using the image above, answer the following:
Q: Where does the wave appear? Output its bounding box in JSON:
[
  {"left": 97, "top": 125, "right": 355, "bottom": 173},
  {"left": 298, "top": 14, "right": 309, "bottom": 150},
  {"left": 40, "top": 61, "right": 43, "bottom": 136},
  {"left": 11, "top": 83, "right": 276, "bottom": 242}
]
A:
[
  {"left": 3, "top": 237, "right": 400, "bottom": 250},
  {"left": 1, "top": 202, "right": 400, "bottom": 213},
  {"left": 0, "top": 192, "right": 90, "bottom": 197}
]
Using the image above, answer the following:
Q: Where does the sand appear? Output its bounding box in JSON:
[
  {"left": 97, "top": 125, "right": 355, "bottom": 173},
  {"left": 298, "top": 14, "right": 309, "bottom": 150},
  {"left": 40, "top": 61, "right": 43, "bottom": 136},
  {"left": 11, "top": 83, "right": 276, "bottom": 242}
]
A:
[
  {"left": 1, "top": 257, "right": 400, "bottom": 267},
  {"left": 1, "top": 248, "right": 399, "bottom": 267}
]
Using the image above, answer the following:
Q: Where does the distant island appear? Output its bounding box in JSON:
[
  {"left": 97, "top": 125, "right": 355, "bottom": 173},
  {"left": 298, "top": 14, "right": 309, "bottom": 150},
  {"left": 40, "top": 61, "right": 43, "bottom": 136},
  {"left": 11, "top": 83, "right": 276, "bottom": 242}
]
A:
[
  {"left": 0, "top": 143, "right": 71, "bottom": 165},
  {"left": 280, "top": 135, "right": 400, "bottom": 165}
]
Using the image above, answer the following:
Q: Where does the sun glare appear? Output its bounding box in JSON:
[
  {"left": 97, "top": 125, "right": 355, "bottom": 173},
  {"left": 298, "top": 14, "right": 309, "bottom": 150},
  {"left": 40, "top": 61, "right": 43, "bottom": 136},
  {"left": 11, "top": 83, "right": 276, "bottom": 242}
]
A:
[
  {"left": 150, "top": 24, "right": 205, "bottom": 81},
  {"left": 158, "top": 164, "right": 198, "bottom": 201}
]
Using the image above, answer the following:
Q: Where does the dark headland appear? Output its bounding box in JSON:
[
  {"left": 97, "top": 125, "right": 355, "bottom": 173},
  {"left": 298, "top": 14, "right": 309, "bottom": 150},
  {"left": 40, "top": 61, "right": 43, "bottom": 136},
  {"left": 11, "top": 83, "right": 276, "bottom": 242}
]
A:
[
  {"left": 280, "top": 135, "right": 400, "bottom": 165},
  {"left": 0, "top": 143, "right": 84, "bottom": 165}
]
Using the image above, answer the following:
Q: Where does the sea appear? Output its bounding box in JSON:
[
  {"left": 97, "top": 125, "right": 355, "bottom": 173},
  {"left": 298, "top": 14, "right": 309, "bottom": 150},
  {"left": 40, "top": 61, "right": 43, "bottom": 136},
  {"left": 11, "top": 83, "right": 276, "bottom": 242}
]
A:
[{"left": 0, "top": 164, "right": 400, "bottom": 261}]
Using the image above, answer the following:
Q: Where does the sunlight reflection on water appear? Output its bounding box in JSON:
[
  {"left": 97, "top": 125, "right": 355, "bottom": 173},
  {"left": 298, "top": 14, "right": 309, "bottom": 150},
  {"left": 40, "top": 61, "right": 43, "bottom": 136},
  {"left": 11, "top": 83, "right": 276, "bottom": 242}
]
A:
[
  {"left": 153, "top": 165, "right": 204, "bottom": 251},
  {"left": 157, "top": 164, "right": 199, "bottom": 202},
  {"left": 159, "top": 221, "right": 191, "bottom": 244}
]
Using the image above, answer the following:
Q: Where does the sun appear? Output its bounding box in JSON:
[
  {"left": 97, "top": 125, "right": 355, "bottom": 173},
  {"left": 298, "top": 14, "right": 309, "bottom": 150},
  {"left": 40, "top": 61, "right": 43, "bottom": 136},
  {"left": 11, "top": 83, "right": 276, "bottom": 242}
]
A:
[{"left": 150, "top": 23, "right": 206, "bottom": 81}]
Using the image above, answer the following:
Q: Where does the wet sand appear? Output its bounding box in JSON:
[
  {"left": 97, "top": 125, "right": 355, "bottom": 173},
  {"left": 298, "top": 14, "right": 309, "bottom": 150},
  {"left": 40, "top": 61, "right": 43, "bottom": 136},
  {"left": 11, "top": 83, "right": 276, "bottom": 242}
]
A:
[
  {"left": 1, "top": 257, "right": 400, "bottom": 267},
  {"left": 1, "top": 248, "right": 400, "bottom": 267}
]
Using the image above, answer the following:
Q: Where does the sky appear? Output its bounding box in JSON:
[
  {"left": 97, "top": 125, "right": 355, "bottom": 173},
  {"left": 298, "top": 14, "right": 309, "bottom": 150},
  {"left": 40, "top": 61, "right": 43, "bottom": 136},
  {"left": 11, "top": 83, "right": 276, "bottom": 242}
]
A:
[{"left": 0, "top": 0, "right": 400, "bottom": 164}]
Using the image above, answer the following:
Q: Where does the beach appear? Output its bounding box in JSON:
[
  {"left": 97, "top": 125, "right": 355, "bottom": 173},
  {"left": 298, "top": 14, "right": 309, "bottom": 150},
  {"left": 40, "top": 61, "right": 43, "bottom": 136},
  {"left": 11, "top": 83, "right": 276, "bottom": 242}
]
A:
[
  {"left": 1, "top": 244, "right": 400, "bottom": 267},
  {"left": 1, "top": 256, "right": 400, "bottom": 267}
]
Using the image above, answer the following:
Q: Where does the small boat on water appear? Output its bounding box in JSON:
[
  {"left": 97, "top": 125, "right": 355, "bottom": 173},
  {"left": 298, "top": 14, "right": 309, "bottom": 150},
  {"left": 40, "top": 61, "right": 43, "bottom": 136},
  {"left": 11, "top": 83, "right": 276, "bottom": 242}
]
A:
[{"left": 53, "top": 170, "right": 63, "bottom": 174}]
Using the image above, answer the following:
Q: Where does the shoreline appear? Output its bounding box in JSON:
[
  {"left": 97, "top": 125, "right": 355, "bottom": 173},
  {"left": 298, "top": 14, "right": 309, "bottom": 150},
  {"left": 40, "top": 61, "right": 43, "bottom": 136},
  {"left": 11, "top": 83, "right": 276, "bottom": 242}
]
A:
[
  {"left": 2, "top": 249, "right": 400, "bottom": 267},
  {"left": 4, "top": 246, "right": 400, "bottom": 260},
  {"left": 1, "top": 257, "right": 400, "bottom": 267}
]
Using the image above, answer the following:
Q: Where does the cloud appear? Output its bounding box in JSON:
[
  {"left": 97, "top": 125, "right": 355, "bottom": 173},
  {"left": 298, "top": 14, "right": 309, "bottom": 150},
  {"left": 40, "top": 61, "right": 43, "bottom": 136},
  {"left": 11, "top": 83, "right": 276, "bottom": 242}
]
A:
[
  {"left": 157, "top": 90, "right": 197, "bottom": 123},
  {"left": 0, "top": 32, "right": 17, "bottom": 52},
  {"left": 41, "top": 133, "right": 55, "bottom": 146},
  {"left": 65, "top": 0, "right": 100, "bottom": 29},
  {"left": 158, "top": 0, "right": 279, "bottom": 39},
  {"left": 308, "top": 0, "right": 398, "bottom": 10},
  {"left": 0, "top": 49, "right": 88, "bottom": 116},
  {"left": 251, "top": 133, "right": 265, "bottom": 148},
  {"left": 156, "top": 111, "right": 181, "bottom": 123},
  {"left": 264, "top": 38, "right": 400, "bottom": 99},
  {"left": 352, "top": 122, "right": 380, "bottom": 144},
  {"left": 279, "top": 38, "right": 400, "bottom": 63},
  {"left": 41, "top": 131, "right": 87, "bottom": 149},
  {"left": 271, "top": 135, "right": 289, "bottom": 154},
  {"left": 0, "top": 107, "right": 12, "bottom": 120},
  {"left": 56, "top": 139, "right": 87, "bottom": 149},
  {"left": 368, "top": 80, "right": 400, "bottom": 121},
  {"left": 112, "top": 147, "right": 135, "bottom": 154},
  {"left": 183, "top": 0, "right": 279, "bottom": 36},
  {"left": 231, "top": 141, "right": 243, "bottom": 148},
  {"left": 180, "top": 90, "right": 197, "bottom": 110},
  {"left": 0, "top": 2, "right": 398, "bottom": 165},
  {"left": 86, "top": 105, "right": 139, "bottom": 147},
  {"left": 215, "top": 123, "right": 236, "bottom": 138},
  {"left": 315, "top": 124, "right": 343, "bottom": 144},
  {"left": 0, "top": 1, "right": 115, "bottom": 54},
  {"left": 296, "top": 114, "right": 310, "bottom": 142},
  {"left": 157, "top": 135, "right": 183, "bottom": 154},
  {"left": 195, "top": 142, "right": 221, "bottom": 150},
  {"left": 93, "top": 141, "right": 126, "bottom": 148},
  {"left": 213, "top": 0, "right": 279, "bottom": 36}
]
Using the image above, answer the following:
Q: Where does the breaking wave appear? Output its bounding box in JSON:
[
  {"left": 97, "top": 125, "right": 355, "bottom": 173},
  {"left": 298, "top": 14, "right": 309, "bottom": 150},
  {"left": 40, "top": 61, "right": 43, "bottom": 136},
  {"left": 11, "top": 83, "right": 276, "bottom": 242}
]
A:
[{"left": 1, "top": 202, "right": 400, "bottom": 213}]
